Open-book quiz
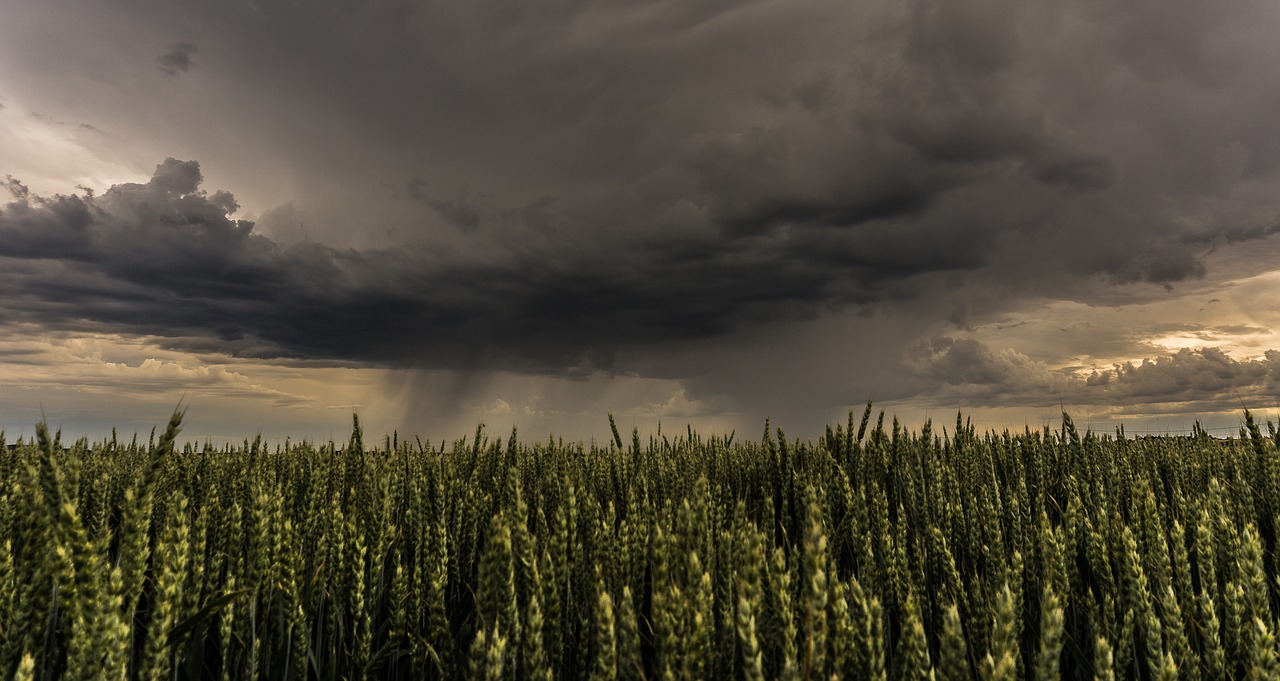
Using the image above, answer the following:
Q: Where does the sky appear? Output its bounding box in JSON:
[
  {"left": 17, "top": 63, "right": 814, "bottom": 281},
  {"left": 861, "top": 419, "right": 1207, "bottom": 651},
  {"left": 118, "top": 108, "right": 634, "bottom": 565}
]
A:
[{"left": 2, "top": 0, "right": 1280, "bottom": 444}]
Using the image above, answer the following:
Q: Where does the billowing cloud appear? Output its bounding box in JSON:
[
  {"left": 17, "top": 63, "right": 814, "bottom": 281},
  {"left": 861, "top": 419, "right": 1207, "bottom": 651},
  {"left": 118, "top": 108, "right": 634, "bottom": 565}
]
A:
[
  {"left": 904, "top": 336, "right": 1061, "bottom": 389},
  {"left": 0, "top": 159, "right": 976, "bottom": 373},
  {"left": 904, "top": 335, "right": 1280, "bottom": 414}
]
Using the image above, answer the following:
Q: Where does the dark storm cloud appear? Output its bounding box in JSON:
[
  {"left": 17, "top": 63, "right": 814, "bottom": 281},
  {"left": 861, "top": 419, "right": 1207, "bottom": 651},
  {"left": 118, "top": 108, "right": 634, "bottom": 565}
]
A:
[
  {"left": 0, "top": 160, "right": 960, "bottom": 371},
  {"left": 5, "top": 0, "right": 1280, "bottom": 381},
  {"left": 0, "top": 178, "right": 95, "bottom": 260},
  {"left": 1110, "top": 246, "right": 1209, "bottom": 286},
  {"left": 157, "top": 43, "right": 197, "bottom": 75},
  {"left": 105, "top": 3, "right": 1280, "bottom": 273}
]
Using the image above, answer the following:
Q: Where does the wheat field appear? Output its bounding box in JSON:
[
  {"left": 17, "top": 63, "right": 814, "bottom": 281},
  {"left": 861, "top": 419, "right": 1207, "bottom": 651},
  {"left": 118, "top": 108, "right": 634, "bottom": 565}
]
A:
[{"left": 3, "top": 404, "right": 1278, "bottom": 680}]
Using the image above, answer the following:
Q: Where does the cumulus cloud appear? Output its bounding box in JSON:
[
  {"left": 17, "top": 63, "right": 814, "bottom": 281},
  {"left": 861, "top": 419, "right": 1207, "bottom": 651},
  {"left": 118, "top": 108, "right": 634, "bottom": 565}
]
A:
[
  {"left": 0, "top": 159, "right": 970, "bottom": 373},
  {"left": 1082, "top": 348, "right": 1280, "bottom": 401},
  {"left": 904, "top": 336, "right": 1061, "bottom": 389},
  {"left": 904, "top": 335, "right": 1280, "bottom": 413}
]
